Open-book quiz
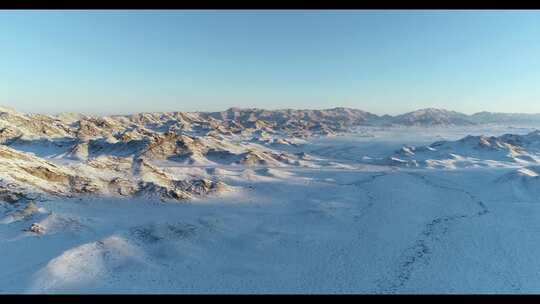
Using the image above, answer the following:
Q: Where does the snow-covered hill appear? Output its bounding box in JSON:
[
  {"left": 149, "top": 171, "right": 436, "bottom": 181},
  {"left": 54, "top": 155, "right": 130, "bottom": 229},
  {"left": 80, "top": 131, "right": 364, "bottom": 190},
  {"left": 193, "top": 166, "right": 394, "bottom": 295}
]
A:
[{"left": 377, "top": 131, "right": 540, "bottom": 169}]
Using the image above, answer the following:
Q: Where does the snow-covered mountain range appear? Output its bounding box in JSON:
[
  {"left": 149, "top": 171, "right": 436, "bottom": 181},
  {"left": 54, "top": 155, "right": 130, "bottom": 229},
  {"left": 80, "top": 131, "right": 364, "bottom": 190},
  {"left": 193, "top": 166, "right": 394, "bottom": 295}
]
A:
[
  {"left": 3, "top": 105, "right": 540, "bottom": 203},
  {"left": 4, "top": 104, "right": 540, "bottom": 293}
]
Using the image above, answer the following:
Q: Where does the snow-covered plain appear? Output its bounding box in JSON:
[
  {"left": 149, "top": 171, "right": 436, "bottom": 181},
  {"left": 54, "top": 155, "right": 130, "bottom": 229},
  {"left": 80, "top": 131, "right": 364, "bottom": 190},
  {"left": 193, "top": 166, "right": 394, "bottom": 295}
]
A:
[{"left": 3, "top": 125, "right": 540, "bottom": 294}]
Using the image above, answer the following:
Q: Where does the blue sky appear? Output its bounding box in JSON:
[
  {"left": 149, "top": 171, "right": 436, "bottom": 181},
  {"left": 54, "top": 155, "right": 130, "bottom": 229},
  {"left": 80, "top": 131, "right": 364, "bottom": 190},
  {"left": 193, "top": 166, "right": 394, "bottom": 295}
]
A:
[{"left": 1, "top": 10, "right": 540, "bottom": 115}]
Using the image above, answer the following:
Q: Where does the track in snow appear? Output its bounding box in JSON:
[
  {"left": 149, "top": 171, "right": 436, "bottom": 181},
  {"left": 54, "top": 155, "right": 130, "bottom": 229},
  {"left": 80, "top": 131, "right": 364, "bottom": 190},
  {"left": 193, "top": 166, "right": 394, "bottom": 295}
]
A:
[{"left": 376, "top": 171, "right": 492, "bottom": 293}]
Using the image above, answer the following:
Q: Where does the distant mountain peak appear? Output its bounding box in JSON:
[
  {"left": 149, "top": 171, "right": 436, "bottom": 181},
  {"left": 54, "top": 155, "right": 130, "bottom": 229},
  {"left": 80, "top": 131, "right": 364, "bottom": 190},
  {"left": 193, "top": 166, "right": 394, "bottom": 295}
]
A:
[{"left": 392, "top": 108, "right": 474, "bottom": 126}]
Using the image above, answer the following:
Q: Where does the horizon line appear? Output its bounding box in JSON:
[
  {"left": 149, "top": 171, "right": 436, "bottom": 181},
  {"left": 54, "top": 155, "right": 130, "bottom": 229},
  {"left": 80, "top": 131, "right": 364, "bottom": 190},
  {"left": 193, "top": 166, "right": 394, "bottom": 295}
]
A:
[{"left": 3, "top": 104, "right": 540, "bottom": 117}]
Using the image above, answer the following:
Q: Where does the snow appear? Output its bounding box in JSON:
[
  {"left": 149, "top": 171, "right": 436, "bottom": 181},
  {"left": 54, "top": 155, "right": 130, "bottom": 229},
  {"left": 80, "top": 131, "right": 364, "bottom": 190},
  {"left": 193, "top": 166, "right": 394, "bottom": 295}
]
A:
[{"left": 3, "top": 125, "right": 540, "bottom": 293}]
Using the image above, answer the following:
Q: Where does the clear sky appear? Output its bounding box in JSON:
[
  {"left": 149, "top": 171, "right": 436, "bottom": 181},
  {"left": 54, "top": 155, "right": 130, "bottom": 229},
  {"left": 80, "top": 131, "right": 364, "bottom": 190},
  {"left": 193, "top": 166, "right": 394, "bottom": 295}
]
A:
[{"left": 1, "top": 10, "right": 540, "bottom": 115}]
